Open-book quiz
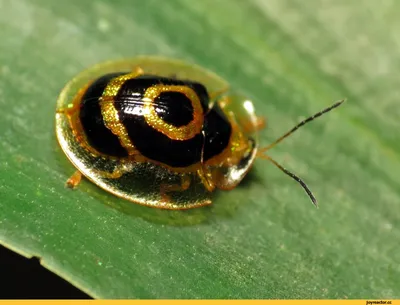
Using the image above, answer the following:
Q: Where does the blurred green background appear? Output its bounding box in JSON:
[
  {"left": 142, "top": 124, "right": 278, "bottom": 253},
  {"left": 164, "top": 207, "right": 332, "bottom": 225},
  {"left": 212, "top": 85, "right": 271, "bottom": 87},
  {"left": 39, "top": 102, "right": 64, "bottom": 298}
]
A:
[{"left": 1, "top": 0, "right": 399, "bottom": 299}]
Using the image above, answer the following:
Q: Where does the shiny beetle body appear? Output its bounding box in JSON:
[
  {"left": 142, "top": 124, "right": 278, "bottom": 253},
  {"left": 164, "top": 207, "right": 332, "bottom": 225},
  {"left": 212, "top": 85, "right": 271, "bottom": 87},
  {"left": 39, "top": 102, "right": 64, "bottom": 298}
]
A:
[{"left": 56, "top": 57, "right": 260, "bottom": 209}]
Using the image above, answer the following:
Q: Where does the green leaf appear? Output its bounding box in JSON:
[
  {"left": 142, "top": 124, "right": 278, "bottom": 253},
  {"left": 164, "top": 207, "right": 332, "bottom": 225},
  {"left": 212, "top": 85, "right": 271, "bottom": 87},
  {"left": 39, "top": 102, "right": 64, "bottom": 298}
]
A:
[{"left": 1, "top": 0, "right": 399, "bottom": 299}]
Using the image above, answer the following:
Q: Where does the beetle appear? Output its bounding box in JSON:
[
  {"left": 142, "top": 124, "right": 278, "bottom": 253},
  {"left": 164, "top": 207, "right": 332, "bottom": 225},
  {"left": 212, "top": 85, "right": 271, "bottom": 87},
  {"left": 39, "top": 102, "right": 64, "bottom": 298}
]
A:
[{"left": 55, "top": 56, "right": 344, "bottom": 209}]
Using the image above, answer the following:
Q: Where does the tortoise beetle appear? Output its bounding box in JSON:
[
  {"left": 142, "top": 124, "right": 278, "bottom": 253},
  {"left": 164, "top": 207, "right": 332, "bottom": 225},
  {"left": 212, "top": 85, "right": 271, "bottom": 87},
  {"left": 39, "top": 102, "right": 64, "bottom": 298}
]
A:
[{"left": 56, "top": 56, "right": 344, "bottom": 209}]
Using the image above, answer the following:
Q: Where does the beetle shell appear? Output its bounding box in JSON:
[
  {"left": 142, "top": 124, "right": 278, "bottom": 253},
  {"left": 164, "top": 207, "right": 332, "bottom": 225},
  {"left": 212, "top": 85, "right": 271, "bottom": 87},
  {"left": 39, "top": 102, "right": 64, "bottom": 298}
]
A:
[{"left": 56, "top": 56, "right": 259, "bottom": 209}]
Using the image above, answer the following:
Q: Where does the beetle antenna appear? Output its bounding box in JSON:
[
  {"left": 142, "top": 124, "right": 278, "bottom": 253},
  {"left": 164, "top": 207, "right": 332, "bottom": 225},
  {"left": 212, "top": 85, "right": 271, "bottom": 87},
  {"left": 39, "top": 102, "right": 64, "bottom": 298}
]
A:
[
  {"left": 257, "top": 152, "right": 317, "bottom": 207},
  {"left": 257, "top": 99, "right": 346, "bottom": 206},
  {"left": 259, "top": 99, "right": 346, "bottom": 153}
]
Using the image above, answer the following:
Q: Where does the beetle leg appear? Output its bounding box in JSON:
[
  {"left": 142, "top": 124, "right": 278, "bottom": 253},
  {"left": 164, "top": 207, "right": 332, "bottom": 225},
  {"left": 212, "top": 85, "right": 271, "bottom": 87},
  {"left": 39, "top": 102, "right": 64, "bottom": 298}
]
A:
[
  {"left": 197, "top": 168, "right": 215, "bottom": 192},
  {"left": 65, "top": 162, "right": 132, "bottom": 189},
  {"left": 56, "top": 104, "right": 80, "bottom": 116},
  {"left": 66, "top": 160, "right": 135, "bottom": 191},
  {"left": 98, "top": 167, "right": 126, "bottom": 179},
  {"left": 97, "top": 160, "right": 136, "bottom": 179},
  {"left": 66, "top": 170, "right": 82, "bottom": 188},
  {"left": 160, "top": 174, "right": 191, "bottom": 203}
]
